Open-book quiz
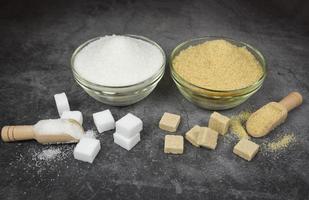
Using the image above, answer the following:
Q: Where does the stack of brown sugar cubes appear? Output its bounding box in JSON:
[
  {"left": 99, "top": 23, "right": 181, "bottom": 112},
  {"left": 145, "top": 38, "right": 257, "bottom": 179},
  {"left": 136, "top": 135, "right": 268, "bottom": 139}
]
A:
[{"left": 159, "top": 111, "right": 260, "bottom": 161}]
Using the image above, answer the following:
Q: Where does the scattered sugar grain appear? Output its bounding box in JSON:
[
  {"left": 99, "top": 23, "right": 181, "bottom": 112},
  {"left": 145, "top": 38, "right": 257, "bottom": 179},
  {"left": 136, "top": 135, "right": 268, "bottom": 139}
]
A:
[
  {"left": 83, "top": 130, "right": 97, "bottom": 139},
  {"left": 236, "top": 111, "right": 252, "bottom": 123},
  {"left": 32, "top": 146, "right": 72, "bottom": 164},
  {"left": 230, "top": 119, "right": 250, "bottom": 140},
  {"left": 266, "top": 133, "right": 296, "bottom": 152},
  {"left": 9, "top": 145, "right": 74, "bottom": 179},
  {"left": 223, "top": 132, "right": 238, "bottom": 144},
  {"left": 229, "top": 111, "right": 251, "bottom": 140},
  {"left": 37, "top": 148, "right": 61, "bottom": 161}
]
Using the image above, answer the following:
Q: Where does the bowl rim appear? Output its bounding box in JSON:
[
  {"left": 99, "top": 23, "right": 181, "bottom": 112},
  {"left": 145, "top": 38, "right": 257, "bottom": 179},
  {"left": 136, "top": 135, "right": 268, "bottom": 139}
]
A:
[
  {"left": 169, "top": 36, "right": 267, "bottom": 94},
  {"left": 71, "top": 34, "right": 166, "bottom": 89}
]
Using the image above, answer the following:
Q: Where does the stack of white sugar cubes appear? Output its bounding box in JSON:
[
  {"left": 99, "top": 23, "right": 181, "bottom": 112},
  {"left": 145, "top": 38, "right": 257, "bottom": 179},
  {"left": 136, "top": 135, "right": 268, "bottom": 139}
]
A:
[
  {"left": 113, "top": 113, "right": 142, "bottom": 151},
  {"left": 54, "top": 92, "right": 142, "bottom": 164}
]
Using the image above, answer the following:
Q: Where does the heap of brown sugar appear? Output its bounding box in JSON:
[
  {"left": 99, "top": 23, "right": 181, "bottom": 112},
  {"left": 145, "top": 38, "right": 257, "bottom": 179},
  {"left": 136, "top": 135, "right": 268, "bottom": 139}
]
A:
[{"left": 173, "top": 40, "right": 263, "bottom": 90}]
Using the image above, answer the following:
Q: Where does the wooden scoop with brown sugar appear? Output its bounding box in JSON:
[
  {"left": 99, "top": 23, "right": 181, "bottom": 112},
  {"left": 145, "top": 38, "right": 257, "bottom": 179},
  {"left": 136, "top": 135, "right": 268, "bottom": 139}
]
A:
[{"left": 246, "top": 92, "right": 303, "bottom": 138}]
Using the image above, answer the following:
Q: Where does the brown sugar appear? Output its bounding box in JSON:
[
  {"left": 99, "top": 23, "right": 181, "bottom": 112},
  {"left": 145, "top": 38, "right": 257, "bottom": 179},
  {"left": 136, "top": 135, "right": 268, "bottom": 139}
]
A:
[
  {"left": 230, "top": 111, "right": 251, "bottom": 140},
  {"left": 197, "top": 127, "right": 219, "bottom": 150},
  {"left": 208, "top": 112, "right": 230, "bottom": 135},
  {"left": 233, "top": 138, "right": 260, "bottom": 161},
  {"left": 246, "top": 102, "right": 287, "bottom": 137},
  {"left": 159, "top": 112, "right": 181, "bottom": 132},
  {"left": 266, "top": 133, "right": 295, "bottom": 152},
  {"left": 230, "top": 120, "right": 250, "bottom": 140},
  {"left": 173, "top": 40, "right": 263, "bottom": 90},
  {"left": 185, "top": 125, "right": 201, "bottom": 147},
  {"left": 164, "top": 135, "right": 184, "bottom": 154}
]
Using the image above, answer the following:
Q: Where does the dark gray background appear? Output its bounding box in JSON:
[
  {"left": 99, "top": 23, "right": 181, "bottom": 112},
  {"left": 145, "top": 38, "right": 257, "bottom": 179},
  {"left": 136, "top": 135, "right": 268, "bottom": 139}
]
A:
[{"left": 0, "top": 0, "right": 309, "bottom": 199}]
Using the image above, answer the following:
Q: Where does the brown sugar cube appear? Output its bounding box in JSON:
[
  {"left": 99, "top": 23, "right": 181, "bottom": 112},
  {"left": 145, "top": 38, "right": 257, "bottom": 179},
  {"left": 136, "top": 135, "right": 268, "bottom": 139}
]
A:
[
  {"left": 208, "top": 112, "right": 230, "bottom": 135},
  {"left": 164, "top": 135, "right": 184, "bottom": 154},
  {"left": 159, "top": 112, "right": 181, "bottom": 132},
  {"left": 185, "top": 125, "right": 201, "bottom": 147},
  {"left": 197, "top": 127, "right": 219, "bottom": 150},
  {"left": 233, "top": 139, "right": 259, "bottom": 161}
]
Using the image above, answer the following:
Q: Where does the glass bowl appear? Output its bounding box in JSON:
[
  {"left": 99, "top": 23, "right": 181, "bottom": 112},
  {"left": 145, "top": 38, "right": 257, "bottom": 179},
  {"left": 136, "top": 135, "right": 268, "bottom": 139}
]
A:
[
  {"left": 170, "top": 36, "right": 266, "bottom": 110},
  {"left": 71, "top": 35, "right": 166, "bottom": 106}
]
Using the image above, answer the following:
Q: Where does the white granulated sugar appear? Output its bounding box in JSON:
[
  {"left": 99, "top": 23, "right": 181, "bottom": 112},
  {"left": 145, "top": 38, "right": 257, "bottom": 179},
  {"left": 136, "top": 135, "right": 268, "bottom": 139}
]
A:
[
  {"left": 33, "top": 119, "right": 84, "bottom": 139},
  {"left": 37, "top": 148, "right": 61, "bottom": 161},
  {"left": 74, "top": 35, "right": 164, "bottom": 86},
  {"left": 31, "top": 146, "right": 73, "bottom": 166},
  {"left": 9, "top": 144, "right": 73, "bottom": 179},
  {"left": 83, "top": 130, "right": 97, "bottom": 139}
]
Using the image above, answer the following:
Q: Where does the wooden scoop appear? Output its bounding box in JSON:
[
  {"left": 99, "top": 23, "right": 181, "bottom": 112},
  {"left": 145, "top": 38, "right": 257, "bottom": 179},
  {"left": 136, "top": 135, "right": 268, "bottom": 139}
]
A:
[
  {"left": 246, "top": 92, "right": 303, "bottom": 138},
  {"left": 1, "top": 119, "right": 84, "bottom": 144}
]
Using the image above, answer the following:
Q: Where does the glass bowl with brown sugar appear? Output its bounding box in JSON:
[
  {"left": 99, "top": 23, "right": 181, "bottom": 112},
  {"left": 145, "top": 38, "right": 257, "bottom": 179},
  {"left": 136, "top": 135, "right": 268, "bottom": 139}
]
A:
[{"left": 170, "top": 36, "right": 266, "bottom": 110}]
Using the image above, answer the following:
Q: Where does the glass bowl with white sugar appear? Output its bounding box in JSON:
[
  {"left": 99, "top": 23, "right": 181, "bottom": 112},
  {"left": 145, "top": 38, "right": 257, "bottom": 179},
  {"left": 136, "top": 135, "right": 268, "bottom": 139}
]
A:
[{"left": 71, "top": 35, "right": 166, "bottom": 106}]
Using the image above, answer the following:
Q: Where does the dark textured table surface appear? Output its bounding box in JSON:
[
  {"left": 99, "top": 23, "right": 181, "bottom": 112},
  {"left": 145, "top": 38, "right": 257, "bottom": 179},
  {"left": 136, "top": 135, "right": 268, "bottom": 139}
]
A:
[{"left": 1, "top": 0, "right": 309, "bottom": 199}]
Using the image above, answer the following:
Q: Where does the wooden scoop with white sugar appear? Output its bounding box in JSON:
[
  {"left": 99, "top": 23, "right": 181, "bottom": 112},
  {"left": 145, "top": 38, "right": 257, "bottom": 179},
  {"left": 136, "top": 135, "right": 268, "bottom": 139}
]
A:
[
  {"left": 1, "top": 119, "right": 84, "bottom": 144},
  {"left": 246, "top": 92, "right": 303, "bottom": 138}
]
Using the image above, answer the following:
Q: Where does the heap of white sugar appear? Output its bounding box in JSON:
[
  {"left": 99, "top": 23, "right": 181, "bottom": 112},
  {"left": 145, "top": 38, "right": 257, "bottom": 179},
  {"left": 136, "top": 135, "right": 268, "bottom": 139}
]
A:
[
  {"left": 33, "top": 119, "right": 84, "bottom": 139},
  {"left": 74, "top": 35, "right": 164, "bottom": 86}
]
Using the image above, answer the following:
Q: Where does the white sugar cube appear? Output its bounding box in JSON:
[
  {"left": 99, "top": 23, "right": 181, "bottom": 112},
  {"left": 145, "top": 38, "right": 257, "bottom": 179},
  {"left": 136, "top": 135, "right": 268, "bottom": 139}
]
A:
[
  {"left": 113, "top": 132, "right": 140, "bottom": 151},
  {"left": 93, "top": 109, "right": 115, "bottom": 133},
  {"left": 54, "top": 92, "right": 70, "bottom": 117},
  {"left": 73, "top": 138, "right": 101, "bottom": 163},
  {"left": 61, "top": 111, "right": 83, "bottom": 125},
  {"left": 116, "top": 113, "right": 143, "bottom": 138}
]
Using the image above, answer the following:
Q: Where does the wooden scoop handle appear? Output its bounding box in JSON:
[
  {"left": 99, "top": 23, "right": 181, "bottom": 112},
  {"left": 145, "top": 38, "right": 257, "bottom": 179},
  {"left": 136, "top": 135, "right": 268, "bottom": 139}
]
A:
[
  {"left": 1, "top": 125, "right": 35, "bottom": 142},
  {"left": 279, "top": 92, "right": 303, "bottom": 112}
]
